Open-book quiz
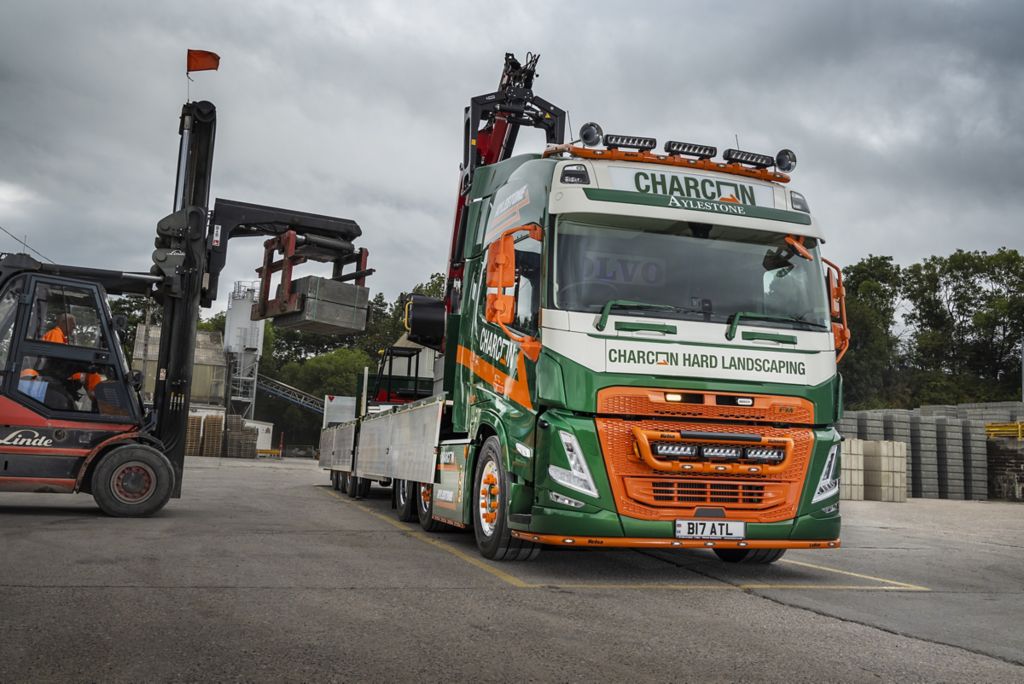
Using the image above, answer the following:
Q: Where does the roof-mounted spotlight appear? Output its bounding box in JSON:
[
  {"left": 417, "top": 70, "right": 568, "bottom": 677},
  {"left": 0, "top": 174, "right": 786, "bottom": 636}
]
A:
[
  {"left": 723, "top": 148, "right": 775, "bottom": 169},
  {"left": 604, "top": 134, "right": 657, "bottom": 152},
  {"left": 775, "top": 148, "right": 797, "bottom": 173},
  {"left": 664, "top": 141, "right": 717, "bottom": 159},
  {"left": 579, "top": 122, "right": 603, "bottom": 147}
]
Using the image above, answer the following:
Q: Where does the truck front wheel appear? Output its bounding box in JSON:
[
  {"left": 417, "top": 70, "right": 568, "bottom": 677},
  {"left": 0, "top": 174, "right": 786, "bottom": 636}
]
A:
[
  {"left": 472, "top": 436, "right": 539, "bottom": 561},
  {"left": 713, "top": 548, "right": 786, "bottom": 564},
  {"left": 91, "top": 444, "right": 175, "bottom": 517}
]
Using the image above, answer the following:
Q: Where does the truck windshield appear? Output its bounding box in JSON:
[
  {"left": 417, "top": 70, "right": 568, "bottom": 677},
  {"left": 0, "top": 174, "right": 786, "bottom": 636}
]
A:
[{"left": 551, "top": 217, "right": 830, "bottom": 331}]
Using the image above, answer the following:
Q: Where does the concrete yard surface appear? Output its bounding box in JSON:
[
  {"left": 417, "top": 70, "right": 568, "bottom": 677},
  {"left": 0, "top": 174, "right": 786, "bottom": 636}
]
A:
[{"left": 1, "top": 457, "right": 1022, "bottom": 682}]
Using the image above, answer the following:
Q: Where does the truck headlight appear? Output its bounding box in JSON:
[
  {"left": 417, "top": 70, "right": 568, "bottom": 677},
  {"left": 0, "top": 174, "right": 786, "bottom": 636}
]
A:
[
  {"left": 811, "top": 444, "right": 840, "bottom": 504},
  {"left": 548, "top": 430, "right": 599, "bottom": 498}
]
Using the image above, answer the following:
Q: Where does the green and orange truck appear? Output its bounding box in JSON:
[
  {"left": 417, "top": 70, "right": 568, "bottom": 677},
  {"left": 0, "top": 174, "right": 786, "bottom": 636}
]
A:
[{"left": 320, "top": 53, "right": 849, "bottom": 563}]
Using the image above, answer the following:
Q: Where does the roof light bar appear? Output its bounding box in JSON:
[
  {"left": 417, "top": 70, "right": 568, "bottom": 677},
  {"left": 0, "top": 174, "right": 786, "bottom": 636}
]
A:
[
  {"left": 664, "top": 141, "right": 717, "bottom": 159},
  {"left": 604, "top": 134, "right": 657, "bottom": 151},
  {"left": 723, "top": 148, "right": 775, "bottom": 169}
]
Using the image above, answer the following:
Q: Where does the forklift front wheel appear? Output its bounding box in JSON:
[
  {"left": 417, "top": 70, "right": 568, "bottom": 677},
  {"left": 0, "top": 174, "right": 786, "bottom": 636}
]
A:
[{"left": 92, "top": 444, "right": 175, "bottom": 517}]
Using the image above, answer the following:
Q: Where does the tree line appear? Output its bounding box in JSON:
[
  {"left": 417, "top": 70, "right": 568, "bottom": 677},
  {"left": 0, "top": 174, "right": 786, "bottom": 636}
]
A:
[{"left": 843, "top": 248, "right": 1024, "bottom": 409}]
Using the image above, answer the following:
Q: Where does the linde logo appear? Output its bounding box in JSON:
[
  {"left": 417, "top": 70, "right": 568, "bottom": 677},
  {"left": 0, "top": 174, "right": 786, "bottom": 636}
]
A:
[
  {"left": 479, "top": 327, "right": 518, "bottom": 367},
  {"left": 608, "top": 348, "right": 807, "bottom": 377},
  {"left": 0, "top": 429, "right": 54, "bottom": 447}
]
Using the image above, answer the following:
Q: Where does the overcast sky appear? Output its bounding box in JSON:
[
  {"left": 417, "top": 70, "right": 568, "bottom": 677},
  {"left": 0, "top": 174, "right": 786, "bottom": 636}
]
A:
[{"left": 1, "top": 0, "right": 1022, "bottom": 312}]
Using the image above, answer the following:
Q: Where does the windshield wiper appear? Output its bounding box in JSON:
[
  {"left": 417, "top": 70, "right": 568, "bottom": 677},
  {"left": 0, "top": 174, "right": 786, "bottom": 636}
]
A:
[
  {"left": 595, "top": 299, "right": 700, "bottom": 331},
  {"left": 725, "top": 311, "right": 829, "bottom": 340}
]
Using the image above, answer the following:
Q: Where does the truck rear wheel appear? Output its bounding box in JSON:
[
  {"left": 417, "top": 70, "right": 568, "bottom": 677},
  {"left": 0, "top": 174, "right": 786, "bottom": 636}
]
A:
[
  {"left": 395, "top": 479, "right": 417, "bottom": 522},
  {"left": 473, "top": 436, "right": 539, "bottom": 561},
  {"left": 337, "top": 471, "right": 348, "bottom": 494},
  {"left": 346, "top": 473, "right": 358, "bottom": 498},
  {"left": 416, "top": 483, "right": 447, "bottom": 531},
  {"left": 91, "top": 444, "right": 175, "bottom": 517},
  {"left": 713, "top": 548, "right": 787, "bottom": 564}
]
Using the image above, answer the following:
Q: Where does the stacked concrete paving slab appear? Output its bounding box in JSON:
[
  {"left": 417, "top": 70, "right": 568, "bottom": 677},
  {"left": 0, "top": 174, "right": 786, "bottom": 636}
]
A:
[
  {"left": 881, "top": 411, "right": 913, "bottom": 495},
  {"left": 910, "top": 415, "right": 940, "bottom": 498},
  {"left": 961, "top": 420, "right": 988, "bottom": 500},
  {"left": 840, "top": 438, "right": 864, "bottom": 501},
  {"left": 863, "top": 440, "right": 907, "bottom": 502},
  {"left": 857, "top": 412, "right": 885, "bottom": 441},
  {"left": 936, "top": 417, "right": 966, "bottom": 499}
]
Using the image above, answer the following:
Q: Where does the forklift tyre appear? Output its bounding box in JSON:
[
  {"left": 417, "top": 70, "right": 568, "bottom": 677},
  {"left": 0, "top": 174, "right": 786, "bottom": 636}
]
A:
[
  {"left": 472, "top": 436, "right": 540, "bottom": 561},
  {"left": 395, "top": 479, "right": 417, "bottom": 522},
  {"left": 91, "top": 444, "right": 175, "bottom": 518}
]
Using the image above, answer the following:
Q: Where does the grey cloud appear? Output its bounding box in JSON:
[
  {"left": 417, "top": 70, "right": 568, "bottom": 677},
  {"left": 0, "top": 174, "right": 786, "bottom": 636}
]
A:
[{"left": 1, "top": 0, "right": 1021, "bottom": 307}]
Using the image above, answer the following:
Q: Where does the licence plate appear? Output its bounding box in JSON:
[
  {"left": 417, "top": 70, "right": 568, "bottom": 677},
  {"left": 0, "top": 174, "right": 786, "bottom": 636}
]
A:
[{"left": 675, "top": 519, "right": 745, "bottom": 540}]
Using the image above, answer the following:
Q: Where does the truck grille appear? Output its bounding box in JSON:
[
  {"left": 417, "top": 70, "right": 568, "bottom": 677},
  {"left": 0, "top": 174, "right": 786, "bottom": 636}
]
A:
[
  {"left": 597, "top": 387, "right": 814, "bottom": 424},
  {"left": 594, "top": 404, "right": 815, "bottom": 522},
  {"left": 625, "top": 478, "right": 773, "bottom": 508}
]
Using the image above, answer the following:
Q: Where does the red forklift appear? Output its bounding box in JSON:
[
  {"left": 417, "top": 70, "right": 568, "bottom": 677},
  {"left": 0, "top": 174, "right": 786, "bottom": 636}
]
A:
[{"left": 0, "top": 100, "right": 371, "bottom": 516}]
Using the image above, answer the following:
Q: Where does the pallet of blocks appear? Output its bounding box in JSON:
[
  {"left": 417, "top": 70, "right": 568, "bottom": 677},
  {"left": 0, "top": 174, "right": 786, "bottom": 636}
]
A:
[
  {"left": 201, "top": 414, "right": 224, "bottom": 458},
  {"left": 225, "top": 428, "right": 258, "bottom": 459},
  {"left": 936, "top": 417, "right": 966, "bottom": 499},
  {"left": 840, "top": 438, "right": 864, "bottom": 500},
  {"left": 863, "top": 440, "right": 907, "bottom": 502},
  {"left": 184, "top": 415, "right": 203, "bottom": 458},
  {"left": 961, "top": 420, "right": 988, "bottom": 500},
  {"left": 910, "top": 415, "right": 940, "bottom": 498}
]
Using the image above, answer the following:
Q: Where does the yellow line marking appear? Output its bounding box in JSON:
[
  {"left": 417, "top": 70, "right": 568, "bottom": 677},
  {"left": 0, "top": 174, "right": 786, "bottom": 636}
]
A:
[
  {"left": 323, "top": 489, "right": 929, "bottom": 592},
  {"left": 543, "top": 583, "right": 928, "bottom": 591},
  {"left": 326, "top": 489, "right": 531, "bottom": 588},
  {"left": 780, "top": 558, "right": 930, "bottom": 591}
]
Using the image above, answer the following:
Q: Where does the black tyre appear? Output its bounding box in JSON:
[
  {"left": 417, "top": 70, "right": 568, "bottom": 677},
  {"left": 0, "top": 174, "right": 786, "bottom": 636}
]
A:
[
  {"left": 713, "top": 548, "right": 787, "bottom": 564},
  {"left": 338, "top": 471, "right": 348, "bottom": 494},
  {"left": 416, "top": 482, "right": 448, "bottom": 531},
  {"left": 355, "top": 476, "right": 371, "bottom": 498},
  {"left": 472, "top": 436, "right": 540, "bottom": 561},
  {"left": 395, "top": 479, "right": 417, "bottom": 522},
  {"left": 330, "top": 471, "right": 340, "bottom": 490},
  {"left": 91, "top": 444, "right": 175, "bottom": 517},
  {"left": 346, "top": 472, "right": 359, "bottom": 498}
]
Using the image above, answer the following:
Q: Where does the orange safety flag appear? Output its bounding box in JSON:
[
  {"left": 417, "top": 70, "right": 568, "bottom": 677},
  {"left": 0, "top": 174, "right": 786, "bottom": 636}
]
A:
[{"left": 187, "top": 49, "right": 220, "bottom": 73}]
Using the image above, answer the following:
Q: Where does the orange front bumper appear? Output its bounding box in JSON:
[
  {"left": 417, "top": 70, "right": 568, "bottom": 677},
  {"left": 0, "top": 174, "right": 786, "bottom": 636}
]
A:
[{"left": 511, "top": 530, "right": 841, "bottom": 550}]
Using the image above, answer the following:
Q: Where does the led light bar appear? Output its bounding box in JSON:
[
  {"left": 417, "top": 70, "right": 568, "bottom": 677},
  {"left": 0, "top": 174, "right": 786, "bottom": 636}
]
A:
[
  {"left": 701, "top": 445, "right": 743, "bottom": 459},
  {"left": 744, "top": 447, "right": 785, "bottom": 462},
  {"left": 664, "top": 140, "right": 717, "bottom": 159},
  {"left": 604, "top": 134, "right": 657, "bottom": 151},
  {"left": 723, "top": 148, "right": 775, "bottom": 168},
  {"left": 653, "top": 442, "right": 699, "bottom": 459}
]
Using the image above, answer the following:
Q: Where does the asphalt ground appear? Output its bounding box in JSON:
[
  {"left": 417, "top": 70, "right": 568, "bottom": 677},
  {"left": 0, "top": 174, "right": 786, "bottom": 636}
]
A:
[{"left": 1, "top": 457, "right": 1022, "bottom": 683}]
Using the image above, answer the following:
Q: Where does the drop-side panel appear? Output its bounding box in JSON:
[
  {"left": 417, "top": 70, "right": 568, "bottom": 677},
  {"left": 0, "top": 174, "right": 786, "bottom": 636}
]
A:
[
  {"left": 355, "top": 412, "right": 393, "bottom": 480},
  {"left": 334, "top": 421, "right": 356, "bottom": 471},
  {"left": 318, "top": 428, "right": 334, "bottom": 469},
  {"left": 390, "top": 394, "right": 445, "bottom": 483}
]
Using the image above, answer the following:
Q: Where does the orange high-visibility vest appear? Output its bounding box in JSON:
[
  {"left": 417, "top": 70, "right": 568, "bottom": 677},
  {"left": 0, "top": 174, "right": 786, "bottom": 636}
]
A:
[{"left": 42, "top": 327, "right": 68, "bottom": 344}]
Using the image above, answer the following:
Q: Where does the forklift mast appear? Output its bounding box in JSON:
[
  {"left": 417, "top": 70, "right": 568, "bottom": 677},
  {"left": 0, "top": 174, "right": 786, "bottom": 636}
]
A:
[{"left": 147, "top": 101, "right": 218, "bottom": 495}]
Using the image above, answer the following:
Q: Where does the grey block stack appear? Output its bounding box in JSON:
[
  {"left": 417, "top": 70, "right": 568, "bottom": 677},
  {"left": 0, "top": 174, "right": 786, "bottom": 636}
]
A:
[
  {"left": 936, "top": 417, "right": 966, "bottom": 499},
  {"left": 961, "top": 420, "right": 988, "bottom": 500},
  {"left": 836, "top": 411, "right": 859, "bottom": 440},
  {"left": 910, "top": 415, "right": 940, "bottom": 498},
  {"left": 863, "top": 441, "right": 907, "bottom": 502},
  {"left": 840, "top": 438, "right": 864, "bottom": 501},
  {"left": 857, "top": 412, "right": 885, "bottom": 441},
  {"left": 882, "top": 411, "right": 913, "bottom": 495}
]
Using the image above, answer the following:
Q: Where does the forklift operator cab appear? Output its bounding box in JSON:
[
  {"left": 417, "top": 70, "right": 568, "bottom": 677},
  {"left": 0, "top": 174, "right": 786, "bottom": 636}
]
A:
[
  {"left": 8, "top": 276, "right": 139, "bottom": 420},
  {"left": 0, "top": 272, "right": 165, "bottom": 516}
]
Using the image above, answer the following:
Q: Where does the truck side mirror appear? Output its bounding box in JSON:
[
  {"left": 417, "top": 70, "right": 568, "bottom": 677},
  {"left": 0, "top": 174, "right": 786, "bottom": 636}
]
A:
[
  {"left": 823, "top": 258, "right": 850, "bottom": 362},
  {"left": 404, "top": 293, "right": 445, "bottom": 351},
  {"left": 483, "top": 223, "right": 543, "bottom": 361}
]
